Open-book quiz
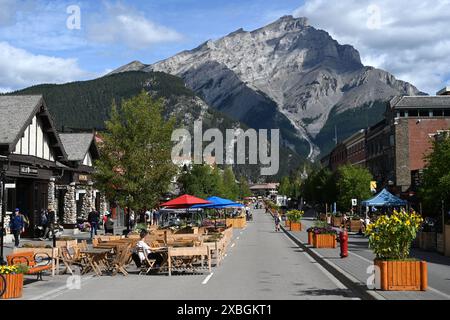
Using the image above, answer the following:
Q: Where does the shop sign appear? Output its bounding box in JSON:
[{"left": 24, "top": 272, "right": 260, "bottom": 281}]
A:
[
  {"left": 78, "top": 174, "right": 89, "bottom": 182},
  {"left": 20, "top": 165, "right": 38, "bottom": 176}
]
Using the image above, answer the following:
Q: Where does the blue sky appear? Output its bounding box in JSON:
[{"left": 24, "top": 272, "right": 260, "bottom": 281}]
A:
[{"left": 0, "top": 0, "right": 449, "bottom": 94}]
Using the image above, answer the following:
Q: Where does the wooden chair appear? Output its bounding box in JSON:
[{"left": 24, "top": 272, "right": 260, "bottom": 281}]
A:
[
  {"left": 110, "top": 244, "right": 131, "bottom": 276},
  {"left": 137, "top": 247, "right": 156, "bottom": 275},
  {"left": 59, "top": 246, "right": 85, "bottom": 275}
]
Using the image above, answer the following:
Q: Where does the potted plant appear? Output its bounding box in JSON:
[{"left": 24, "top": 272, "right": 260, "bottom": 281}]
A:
[
  {"left": 0, "top": 265, "right": 28, "bottom": 299},
  {"left": 286, "top": 210, "right": 304, "bottom": 232},
  {"left": 348, "top": 215, "right": 362, "bottom": 232},
  {"left": 365, "top": 210, "right": 427, "bottom": 291},
  {"left": 307, "top": 221, "right": 337, "bottom": 248}
]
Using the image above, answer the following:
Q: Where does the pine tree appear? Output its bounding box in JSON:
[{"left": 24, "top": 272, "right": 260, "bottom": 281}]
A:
[{"left": 94, "top": 91, "right": 177, "bottom": 211}]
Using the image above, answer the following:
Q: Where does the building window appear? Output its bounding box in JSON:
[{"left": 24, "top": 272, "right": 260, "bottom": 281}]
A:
[
  {"left": 419, "top": 110, "right": 429, "bottom": 117},
  {"left": 432, "top": 109, "right": 443, "bottom": 117},
  {"left": 409, "top": 110, "right": 418, "bottom": 117},
  {"left": 445, "top": 110, "right": 450, "bottom": 117}
]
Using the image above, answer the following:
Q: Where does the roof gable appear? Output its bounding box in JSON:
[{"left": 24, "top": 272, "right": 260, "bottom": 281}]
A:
[
  {"left": 0, "top": 95, "right": 42, "bottom": 145},
  {"left": 59, "top": 133, "right": 96, "bottom": 162}
]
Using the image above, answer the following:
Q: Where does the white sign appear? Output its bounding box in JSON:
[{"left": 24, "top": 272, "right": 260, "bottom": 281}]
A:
[
  {"left": 5, "top": 183, "right": 16, "bottom": 189},
  {"left": 352, "top": 199, "right": 357, "bottom": 206}
]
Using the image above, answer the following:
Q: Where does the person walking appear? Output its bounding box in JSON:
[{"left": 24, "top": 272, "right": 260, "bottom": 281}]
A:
[
  {"left": 9, "top": 209, "right": 25, "bottom": 247},
  {"left": 44, "top": 206, "right": 56, "bottom": 240},
  {"left": 274, "top": 213, "right": 281, "bottom": 232},
  {"left": 104, "top": 214, "right": 115, "bottom": 235},
  {"left": 129, "top": 209, "right": 136, "bottom": 230},
  {"left": 153, "top": 208, "right": 160, "bottom": 226},
  {"left": 39, "top": 209, "right": 48, "bottom": 240},
  {"left": 87, "top": 207, "right": 100, "bottom": 239}
]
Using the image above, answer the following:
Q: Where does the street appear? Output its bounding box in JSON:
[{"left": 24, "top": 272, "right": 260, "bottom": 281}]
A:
[{"left": 20, "top": 209, "right": 358, "bottom": 300}]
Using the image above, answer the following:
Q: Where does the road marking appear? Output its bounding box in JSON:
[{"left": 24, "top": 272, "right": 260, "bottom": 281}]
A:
[
  {"left": 29, "top": 275, "right": 95, "bottom": 300},
  {"left": 231, "top": 243, "right": 236, "bottom": 248},
  {"left": 350, "top": 249, "right": 450, "bottom": 300},
  {"left": 202, "top": 273, "right": 214, "bottom": 285}
]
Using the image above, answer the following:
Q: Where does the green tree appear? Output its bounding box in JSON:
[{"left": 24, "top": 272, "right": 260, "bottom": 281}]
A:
[
  {"left": 222, "top": 166, "right": 239, "bottom": 200},
  {"left": 238, "top": 176, "right": 252, "bottom": 200},
  {"left": 94, "top": 91, "right": 177, "bottom": 211},
  {"left": 336, "top": 165, "right": 373, "bottom": 211},
  {"left": 279, "top": 176, "right": 291, "bottom": 196},
  {"left": 420, "top": 136, "right": 450, "bottom": 216},
  {"left": 178, "top": 164, "right": 216, "bottom": 199}
]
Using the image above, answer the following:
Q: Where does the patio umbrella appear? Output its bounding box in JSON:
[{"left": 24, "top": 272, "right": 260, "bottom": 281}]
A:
[
  {"left": 161, "top": 194, "right": 211, "bottom": 209},
  {"left": 161, "top": 195, "right": 211, "bottom": 227}
]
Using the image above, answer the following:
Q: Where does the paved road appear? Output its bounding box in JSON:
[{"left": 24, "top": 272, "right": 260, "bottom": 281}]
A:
[{"left": 26, "top": 209, "right": 358, "bottom": 300}]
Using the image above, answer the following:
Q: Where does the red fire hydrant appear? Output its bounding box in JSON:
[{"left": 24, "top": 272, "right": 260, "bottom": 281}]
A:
[{"left": 340, "top": 230, "right": 348, "bottom": 258}]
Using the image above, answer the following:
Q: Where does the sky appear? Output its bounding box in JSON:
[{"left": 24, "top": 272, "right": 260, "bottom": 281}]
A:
[{"left": 0, "top": 0, "right": 449, "bottom": 94}]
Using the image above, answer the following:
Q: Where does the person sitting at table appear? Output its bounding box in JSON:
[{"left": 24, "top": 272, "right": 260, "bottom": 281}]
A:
[{"left": 132, "top": 230, "right": 164, "bottom": 268}]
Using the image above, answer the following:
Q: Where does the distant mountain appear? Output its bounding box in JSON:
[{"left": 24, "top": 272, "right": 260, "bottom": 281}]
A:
[
  {"left": 8, "top": 71, "right": 302, "bottom": 181},
  {"left": 111, "top": 15, "right": 425, "bottom": 159}
]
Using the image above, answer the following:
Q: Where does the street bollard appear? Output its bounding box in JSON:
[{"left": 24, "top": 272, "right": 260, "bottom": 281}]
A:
[{"left": 340, "top": 230, "right": 348, "bottom": 258}]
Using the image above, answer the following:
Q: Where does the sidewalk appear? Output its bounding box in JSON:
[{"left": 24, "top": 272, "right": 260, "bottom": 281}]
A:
[{"left": 281, "top": 217, "right": 450, "bottom": 300}]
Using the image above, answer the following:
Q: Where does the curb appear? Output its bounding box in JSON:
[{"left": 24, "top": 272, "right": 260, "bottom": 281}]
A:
[{"left": 279, "top": 223, "right": 385, "bottom": 301}]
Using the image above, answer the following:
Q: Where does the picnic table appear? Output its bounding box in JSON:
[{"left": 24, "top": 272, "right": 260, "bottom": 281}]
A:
[{"left": 80, "top": 249, "right": 112, "bottom": 276}]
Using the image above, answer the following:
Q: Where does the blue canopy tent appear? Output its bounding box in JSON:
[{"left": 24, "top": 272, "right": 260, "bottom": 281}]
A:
[
  {"left": 361, "top": 189, "right": 408, "bottom": 207},
  {"left": 192, "top": 197, "right": 244, "bottom": 227}
]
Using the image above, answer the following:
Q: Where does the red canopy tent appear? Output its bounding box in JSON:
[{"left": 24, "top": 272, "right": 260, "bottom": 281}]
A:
[{"left": 161, "top": 194, "right": 211, "bottom": 209}]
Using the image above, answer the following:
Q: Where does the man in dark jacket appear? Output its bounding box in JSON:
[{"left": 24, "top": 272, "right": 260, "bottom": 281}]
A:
[
  {"left": 10, "top": 208, "right": 24, "bottom": 247},
  {"left": 87, "top": 207, "right": 100, "bottom": 239},
  {"left": 43, "top": 206, "right": 56, "bottom": 240}
]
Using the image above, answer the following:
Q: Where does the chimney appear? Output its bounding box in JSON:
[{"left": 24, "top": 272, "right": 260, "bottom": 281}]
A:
[{"left": 436, "top": 86, "right": 450, "bottom": 96}]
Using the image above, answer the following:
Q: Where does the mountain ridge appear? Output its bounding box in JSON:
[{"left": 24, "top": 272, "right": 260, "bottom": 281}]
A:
[{"left": 110, "top": 15, "right": 425, "bottom": 160}]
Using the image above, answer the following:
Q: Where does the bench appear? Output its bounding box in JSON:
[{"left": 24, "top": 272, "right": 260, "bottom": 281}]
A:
[{"left": 7, "top": 252, "right": 53, "bottom": 281}]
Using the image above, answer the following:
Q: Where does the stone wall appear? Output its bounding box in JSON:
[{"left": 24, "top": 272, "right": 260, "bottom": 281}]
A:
[
  {"left": 100, "top": 194, "right": 108, "bottom": 214},
  {"left": 48, "top": 178, "right": 57, "bottom": 216},
  {"left": 63, "top": 183, "right": 77, "bottom": 224},
  {"left": 80, "top": 183, "right": 94, "bottom": 219}
]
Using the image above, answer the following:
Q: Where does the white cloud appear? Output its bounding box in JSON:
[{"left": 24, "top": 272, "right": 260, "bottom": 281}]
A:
[
  {"left": 0, "top": 41, "right": 90, "bottom": 91},
  {"left": 87, "top": 4, "right": 183, "bottom": 49},
  {"left": 294, "top": 0, "right": 450, "bottom": 94}
]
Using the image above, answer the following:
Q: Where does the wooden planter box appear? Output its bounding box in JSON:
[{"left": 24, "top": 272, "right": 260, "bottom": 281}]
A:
[
  {"left": 290, "top": 222, "right": 302, "bottom": 232},
  {"left": 418, "top": 232, "right": 436, "bottom": 251},
  {"left": 437, "top": 233, "right": 444, "bottom": 254},
  {"left": 308, "top": 232, "right": 313, "bottom": 245},
  {"left": 374, "top": 260, "right": 427, "bottom": 291},
  {"left": 332, "top": 216, "right": 343, "bottom": 227},
  {"left": 0, "top": 274, "right": 24, "bottom": 299},
  {"left": 225, "top": 217, "right": 246, "bottom": 229},
  {"left": 313, "top": 234, "right": 337, "bottom": 248},
  {"left": 348, "top": 220, "right": 362, "bottom": 233},
  {"left": 285, "top": 220, "right": 291, "bottom": 228},
  {"left": 445, "top": 225, "right": 450, "bottom": 257}
]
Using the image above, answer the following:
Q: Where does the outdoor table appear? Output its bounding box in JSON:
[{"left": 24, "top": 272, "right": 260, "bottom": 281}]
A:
[
  {"left": 167, "top": 246, "right": 211, "bottom": 276},
  {"left": 80, "top": 249, "right": 112, "bottom": 276}
]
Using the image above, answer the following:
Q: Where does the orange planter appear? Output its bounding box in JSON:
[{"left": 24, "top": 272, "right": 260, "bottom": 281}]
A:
[
  {"left": 290, "top": 222, "right": 302, "bottom": 232},
  {"left": 374, "top": 260, "right": 427, "bottom": 291},
  {"left": 308, "top": 232, "right": 313, "bottom": 245},
  {"left": 285, "top": 220, "right": 291, "bottom": 228},
  {"left": 313, "top": 234, "right": 337, "bottom": 248},
  {"left": 0, "top": 274, "right": 24, "bottom": 299}
]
